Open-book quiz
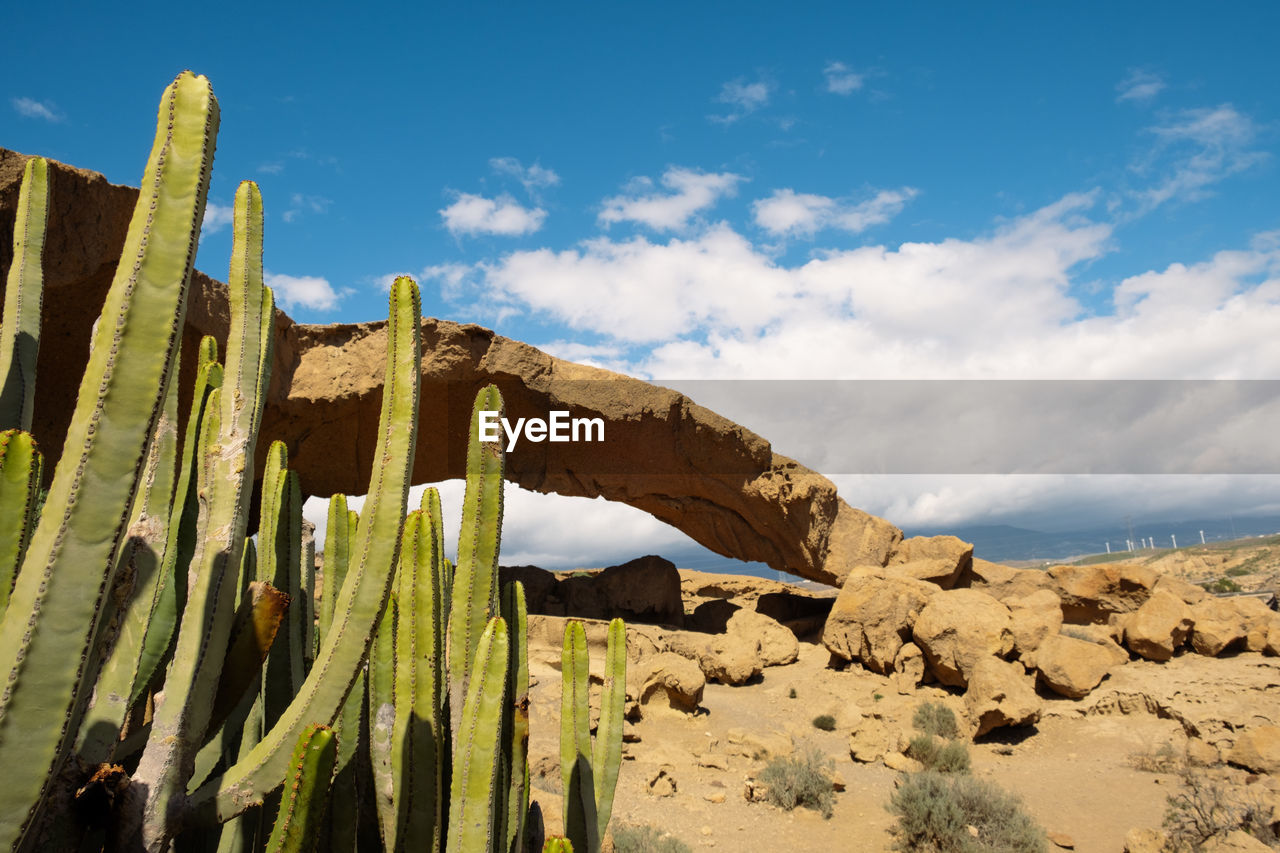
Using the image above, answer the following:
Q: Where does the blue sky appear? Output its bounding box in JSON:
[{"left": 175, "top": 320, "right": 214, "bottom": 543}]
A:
[{"left": 6, "top": 3, "right": 1280, "bottom": 567}]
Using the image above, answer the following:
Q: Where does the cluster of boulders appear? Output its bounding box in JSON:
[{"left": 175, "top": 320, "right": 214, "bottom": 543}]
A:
[{"left": 821, "top": 536, "right": 1280, "bottom": 736}]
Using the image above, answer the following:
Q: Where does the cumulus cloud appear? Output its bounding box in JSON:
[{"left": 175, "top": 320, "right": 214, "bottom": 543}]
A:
[
  {"left": 1116, "top": 69, "right": 1165, "bottom": 103},
  {"left": 1131, "top": 104, "right": 1266, "bottom": 213},
  {"left": 200, "top": 202, "right": 235, "bottom": 235},
  {"left": 440, "top": 193, "right": 546, "bottom": 237},
  {"left": 752, "top": 187, "right": 917, "bottom": 237},
  {"left": 11, "top": 97, "right": 62, "bottom": 122},
  {"left": 823, "top": 62, "right": 864, "bottom": 95},
  {"left": 282, "top": 193, "right": 332, "bottom": 223},
  {"left": 264, "top": 271, "right": 344, "bottom": 311},
  {"left": 489, "top": 157, "right": 560, "bottom": 196},
  {"left": 710, "top": 77, "right": 772, "bottom": 124},
  {"left": 598, "top": 167, "right": 743, "bottom": 230}
]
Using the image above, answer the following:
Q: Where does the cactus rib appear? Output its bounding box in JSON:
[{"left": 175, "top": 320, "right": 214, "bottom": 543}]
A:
[{"left": 0, "top": 156, "right": 49, "bottom": 433}]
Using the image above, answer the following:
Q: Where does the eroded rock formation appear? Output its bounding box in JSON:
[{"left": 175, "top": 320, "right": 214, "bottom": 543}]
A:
[{"left": 0, "top": 148, "right": 901, "bottom": 585}]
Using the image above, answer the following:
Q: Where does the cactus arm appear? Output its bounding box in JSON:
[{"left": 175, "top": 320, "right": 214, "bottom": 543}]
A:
[
  {"left": 500, "top": 581, "right": 530, "bottom": 853},
  {"left": 0, "top": 72, "right": 218, "bottom": 851},
  {"left": 121, "top": 176, "right": 273, "bottom": 851},
  {"left": 542, "top": 839, "right": 574, "bottom": 853},
  {"left": 299, "top": 490, "right": 316, "bottom": 678},
  {"left": 0, "top": 156, "right": 49, "bottom": 432},
  {"left": 560, "top": 620, "right": 598, "bottom": 853},
  {"left": 447, "top": 385, "right": 505, "bottom": 735},
  {"left": 327, "top": 667, "right": 363, "bottom": 853},
  {"left": 262, "top": 724, "right": 337, "bottom": 853},
  {"left": 368, "top": 599, "right": 398, "bottom": 848},
  {"left": 258, "top": 443, "right": 296, "bottom": 730},
  {"left": 318, "top": 495, "right": 352, "bottom": 650},
  {"left": 592, "top": 619, "right": 626, "bottom": 844},
  {"left": 0, "top": 431, "right": 41, "bottom": 615},
  {"left": 446, "top": 617, "right": 509, "bottom": 853},
  {"left": 209, "top": 581, "right": 290, "bottom": 734},
  {"left": 75, "top": 340, "right": 182, "bottom": 763},
  {"left": 192, "top": 277, "right": 421, "bottom": 823}
]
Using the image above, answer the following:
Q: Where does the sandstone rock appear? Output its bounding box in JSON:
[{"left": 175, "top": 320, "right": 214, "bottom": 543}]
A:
[
  {"left": 848, "top": 717, "right": 891, "bottom": 763},
  {"left": 1268, "top": 620, "right": 1280, "bottom": 657},
  {"left": 886, "top": 535, "right": 973, "bottom": 589},
  {"left": 1124, "top": 588, "right": 1194, "bottom": 661},
  {"left": 558, "top": 556, "right": 684, "bottom": 626},
  {"left": 1062, "top": 626, "right": 1131, "bottom": 666},
  {"left": 964, "top": 559, "right": 1051, "bottom": 601},
  {"left": 1227, "top": 725, "right": 1280, "bottom": 774},
  {"left": 912, "top": 589, "right": 1014, "bottom": 688},
  {"left": 894, "top": 642, "right": 925, "bottom": 695},
  {"left": 726, "top": 608, "right": 798, "bottom": 667},
  {"left": 688, "top": 599, "right": 738, "bottom": 633},
  {"left": 1035, "top": 634, "right": 1114, "bottom": 699},
  {"left": 1234, "top": 597, "right": 1279, "bottom": 652},
  {"left": 647, "top": 766, "right": 677, "bottom": 797},
  {"left": 635, "top": 653, "right": 704, "bottom": 714},
  {"left": 822, "top": 574, "right": 936, "bottom": 673},
  {"left": 1190, "top": 598, "right": 1247, "bottom": 656},
  {"left": 1186, "top": 736, "right": 1220, "bottom": 767},
  {"left": 0, "top": 147, "right": 904, "bottom": 589},
  {"left": 1005, "top": 589, "right": 1063, "bottom": 658},
  {"left": 701, "top": 635, "right": 763, "bottom": 686},
  {"left": 728, "top": 728, "right": 792, "bottom": 760},
  {"left": 1046, "top": 563, "right": 1158, "bottom": 624},
  {"left": 882, "top": 751, "right": 923, "bottom": 772},
  {"left": 1152, "top": 573, "right": 1209, "bottom": 605},
  {"left": 1047, "top": 832, "right": 1075, "bottom": 849},
  {"left": 965, "top": 657, "right": 1041, "bottom": 737},
  {"left": 753, "top": 590, "right": 835, "bottom": 637},
  {"left": 499, "top": 565, "right": 559, "bottom": 612},
  {"left": 1124, "top": 828, "right": 1168, "bottom": 853},
  {"left": 697, "top": 753, "right": 730, "bottom": 771}
]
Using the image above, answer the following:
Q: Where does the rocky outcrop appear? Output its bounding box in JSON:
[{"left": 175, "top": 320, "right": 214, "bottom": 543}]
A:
[
  {"left": 1044, "top": 563, "right": 1158, "bottom": 624},
  {"left": 0, "top": 148, "right": 902, "bottom": 587},
  {"left": 1034, "top": 634, "right": 1115, "bottom": 698},
  {"left": 1190, "top": 598, "right": 1248, "bottom": 656},
  {"left": 556, "top": 556, "right": 685, "bottom": 626},
  {"left": 965, "top": 657, "right": 1041, "bottom": 737},
  {"left": 1227, "top": 725, "right": 1280, "bottom": 774},
  {"left": 885, "top": 535, "right": 973, "bottom": 589},
  {"left": 633, "top": 653, "right": 705, "bottom": 715},
  {"left": 1005, "top": 589, "right": 1063, "bottom": 660}
]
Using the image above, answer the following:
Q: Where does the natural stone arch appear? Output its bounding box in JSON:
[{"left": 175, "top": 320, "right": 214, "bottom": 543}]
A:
[{"left": 0, "top": 149, "right": 901, "bottom": 586}]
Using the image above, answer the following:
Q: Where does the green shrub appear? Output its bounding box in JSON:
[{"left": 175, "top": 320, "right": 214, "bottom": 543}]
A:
[
  {"left": 1163, "top": 769, "right": 1280, "bottom": 851},
  {"left": 1224, "top": 565, "right": 1250, "bottom": 577},
  {"left": 759, "top": 748, "right": 836, "bottom": 819},
  {"left": 907, "top": 735, "right": 972, "bottom": 774},
  {"left": 887, "top": 771, "right": 1047, "bottom": 852},
  {"left": 611, "top": 823, "right": 693, "bottom": 853},
  {"left": 1200, "top": 577, "right": 1242, "bottom": 594},
  {"left": 912, "top": 701, "right": 960, "bottom": 739},
  {"left": 812, "top": 714, "right": 836, "bottom": 731}
]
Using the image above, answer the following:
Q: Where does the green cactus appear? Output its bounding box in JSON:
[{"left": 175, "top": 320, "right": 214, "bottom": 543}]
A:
[
  {"left": 0, "top": 70, "right": 218, "bottom": 851},
  {"left": 0, "top": 156, "right": 49, "bottom": 433},
  {"left": 0, "top": 430, "right": 41, "bottom": 616},
  {"left": 560, "top": 619, "right": 627, "bottom": 853},
  {"left": 263, "top": 724, "right": 338, "bottom": 853},
  {"left": 543, "top": 839, "right": 575, "bottom": 853}
]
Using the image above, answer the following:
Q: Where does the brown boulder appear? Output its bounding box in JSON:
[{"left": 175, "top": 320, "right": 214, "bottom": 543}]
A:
[
  {"left": 0, "top": 147, "right": 902, "bottom": 589},
  {"left": 725, "top": 609, "right": 798, "bottom": 667},
  {"left": 965, "top": 657, "right": 1041, "bottom": 737},
  {"left": 893, "top": 642, "right": 925, "bottom": 694},
  {"left": 886, "top": 535, "right": 974, "bottom": 589},
  {"left": 1152, "top": 573, "right": 1209, "bottom": 605},
  {"left": 1234, "top": 597, "right": 1280, "bottom": 652},
  {"left": 1045, "top": 563, "right": 1158, "bottom": 624},
  {"left": 1189, "top": 598, "right": 1247, "bottom": 656},
  {"left": 822, "top": 574, "right": 936, "bottom": 673},
  {"left": 1005, "top": 589, "right": 1063, "bottom": 659},
  {"left": 634, "top": 652, "right": 704, "bottom": 714},
  {"left": 1034, "top": 634, "right": 1115, "bottom": 698},
  {"left": 1226, "top": 725, "right": 1280, "bottom": 774},
  {"left": 963, "top": 559, "right": 1051, "bottom": 600},
  {"left": 499, "top": 565, "right": 559, "bottom": 612},
  {"left": 557, "top": 556, "right": 684, "bottom": 626},
  {"left": 912, "top": 589, "right": 1014, "bottom": 688},
  {"left": 1123, "top": 588, "right": 1193, "bottom": 661}
]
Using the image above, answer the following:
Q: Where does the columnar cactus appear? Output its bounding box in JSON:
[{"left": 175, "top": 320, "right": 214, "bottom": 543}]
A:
[{"left": 0, "top": 156, "right": 49, "bottom": 432}]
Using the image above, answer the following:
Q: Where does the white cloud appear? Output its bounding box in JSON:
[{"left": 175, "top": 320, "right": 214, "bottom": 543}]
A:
[
  {"left": 752, "top": 187, "right": 917, "bottom": 237},
  {"left": 200, "top": 202, "right": 235, "bottom": 235},
  {"left": 282, "top": 193, "right": 332, "bottom": 223},
  {"left": 264, "top": 271, "right": 344, "bottom": 311},
  {"left": 710, "top": 77, "right": 772, "bottom": 124},
  {"left": 440, "top": 192, "right": 546, "bottom": 237},
  {"left": 489, "top": 157, "right": 560, "bottom": 195},
  {"left": 11, "top": 97, "right": 62, "bottom": 122},
  {"left": 823, "top": 62, "right": 864, "bottom": 95},
  {"left": 1131, "top": 104, "right": 1266, "bottom": 213},
  {"left": 1116, "top": 69, "right": 1165, "bottom": 103},
  {"left": 598, "top": 167, "right": 743, "bottom": 230}
]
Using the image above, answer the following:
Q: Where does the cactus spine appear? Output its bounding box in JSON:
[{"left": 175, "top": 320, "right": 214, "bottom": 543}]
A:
[{"left": 0, "top": 156, "right": 49, "bottom": 433}]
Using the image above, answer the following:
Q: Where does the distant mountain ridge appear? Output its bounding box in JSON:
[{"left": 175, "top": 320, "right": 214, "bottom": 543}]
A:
[{"left": 906, "top": 516, "right": 1280, "bottom": 563}]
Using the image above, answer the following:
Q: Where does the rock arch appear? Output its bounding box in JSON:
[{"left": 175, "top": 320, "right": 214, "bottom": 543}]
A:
[{"left": 0, "top": 149, "right": 901, "bottom": 586}]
